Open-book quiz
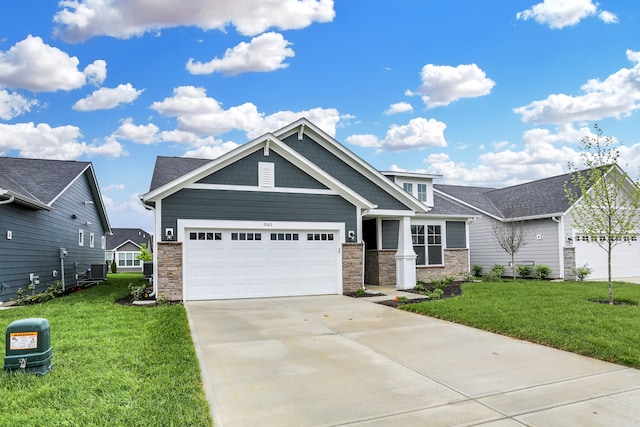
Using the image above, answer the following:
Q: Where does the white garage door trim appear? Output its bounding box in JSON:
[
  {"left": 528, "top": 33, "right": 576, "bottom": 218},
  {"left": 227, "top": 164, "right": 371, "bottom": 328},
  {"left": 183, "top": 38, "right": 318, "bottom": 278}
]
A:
[
  {"left": 178, "top": 219, "right": 344, "bottom": 300},
  {"left": 574, "top": 234, "right": 640, "bottom": 280}
]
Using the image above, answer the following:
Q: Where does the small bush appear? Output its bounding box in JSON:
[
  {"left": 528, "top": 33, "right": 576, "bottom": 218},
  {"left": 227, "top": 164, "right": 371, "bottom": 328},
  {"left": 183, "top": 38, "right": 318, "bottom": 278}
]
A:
[
  {"left": 471, "top": 264, "right": 483, "bottom": 277},
  {"left": 414, "top": 283, "right": 426, "bottom": 292},
  {"left": 536, "top": 265, "right": 552, "bottom": 280},
  {"left": 483, "top": 264, "right": 504, "bottom": 282},
  {"left": 128, "top": 282, "right": 152, "bottom": 300},
  {"left": 430, "top": 279, "right": 448, "bottom": 290},
  {"left": 429, "top": 288, "right": 444, "bottom": 300},
  {"left": 444, "top": 276, "right": 455, "bottom": 285},
  {"left": 111, "top": 259, "right": 117, "bottom": 274},
  {"left": 354, "top": 287, "right": 366, "bottom": 297},
  {"left": 517, "top": 265, "right": 533, "bottom": 278},
  {"left": 573, "top": 264, "right": 592, "bottom": 281},
  {"left": 491, "top": 264, "right": 505, "bottom": 276}
]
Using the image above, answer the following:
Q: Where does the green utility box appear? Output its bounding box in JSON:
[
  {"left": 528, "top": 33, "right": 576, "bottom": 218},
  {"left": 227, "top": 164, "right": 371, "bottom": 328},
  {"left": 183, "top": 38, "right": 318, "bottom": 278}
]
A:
[{"left": 4, "top": 318, "right": 52, "bottom": 375}]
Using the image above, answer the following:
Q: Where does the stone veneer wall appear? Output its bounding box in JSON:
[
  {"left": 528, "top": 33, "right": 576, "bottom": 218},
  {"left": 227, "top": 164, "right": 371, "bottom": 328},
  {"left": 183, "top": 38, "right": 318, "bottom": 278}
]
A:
[
  {"left": 563, "top": 247, "right": 576, "bottom": 281},
  {"left": 364, "top": 249, "right": 396, "bottom": 286},
  {"left": 416, "top": 248, "right": 469, "bottom": 283},
  {"left": 342, "top": 243, "right": 364, "bottom": 293},
  {"left": 157, "top": 242, "right": 183, "bottom": 301}
]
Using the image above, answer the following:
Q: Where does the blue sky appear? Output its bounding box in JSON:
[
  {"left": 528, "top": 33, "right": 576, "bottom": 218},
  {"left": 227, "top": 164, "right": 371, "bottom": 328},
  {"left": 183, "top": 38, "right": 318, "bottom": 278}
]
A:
[{"left": 1, "top": 0, "right": 640, "bottom": 232}]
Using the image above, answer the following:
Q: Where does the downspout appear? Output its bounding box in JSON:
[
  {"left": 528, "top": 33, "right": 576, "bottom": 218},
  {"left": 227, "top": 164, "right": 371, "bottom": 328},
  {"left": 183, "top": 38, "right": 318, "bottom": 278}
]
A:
[
  {"left": 142, "top": 199, "right": 157, "bottom": 298},
  {"left": 0, "top": 190, "right": 14, "bottom": 205}
]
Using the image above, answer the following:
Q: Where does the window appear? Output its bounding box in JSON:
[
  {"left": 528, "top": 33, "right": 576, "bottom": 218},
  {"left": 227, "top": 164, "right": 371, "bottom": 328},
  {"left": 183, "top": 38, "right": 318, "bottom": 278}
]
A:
[
  {"left": 232, "top": 232, "right": 261, "bottom": 241},
  {"left": 118, "top": 252, "right": 141, "bottom": 267},
  {"left": 189, "top": 231, "right": 223, "bottom": 240},
  {"left": 78, "top": 229, "right": 84, "bottom": 246},
  {"left": 101, "top": 235, "right": 106, "bottom": 249},
  {"left": 403, "top": 183, "right": 413, "bottom": 194},
  {"left": 307, "top": 233, "right": 333, "bottom": 241},
  {"left": 417, "top": 183, "right": 427, "bottom": 202},
  {"left": 411, "top": 224, "right": 443, "bottom": 265},
  {"left": 271, "top": 233, "right": 299, "bottom": 241},
  {"left": 105, "top": 252, "right": 114, "bottom": 262},
  {"left": 89, "top": 232, "right": 95, "bottom": 248}
]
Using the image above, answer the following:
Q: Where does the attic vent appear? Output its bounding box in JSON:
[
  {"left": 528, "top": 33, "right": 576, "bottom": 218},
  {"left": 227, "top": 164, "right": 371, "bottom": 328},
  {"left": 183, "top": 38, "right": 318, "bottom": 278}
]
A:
[{"left": 258, "top": 162, "right": 274, "bottom": 188}]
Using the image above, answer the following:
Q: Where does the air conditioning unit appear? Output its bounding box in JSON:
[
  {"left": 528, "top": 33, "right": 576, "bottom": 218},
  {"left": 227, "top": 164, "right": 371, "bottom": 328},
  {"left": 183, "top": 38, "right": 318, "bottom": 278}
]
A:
[
  {"left": 143, "top": 262, "right": 153, "bottom": 278},
  {"left": 89, "top": 264, "right": 107, "bottom": 280}
]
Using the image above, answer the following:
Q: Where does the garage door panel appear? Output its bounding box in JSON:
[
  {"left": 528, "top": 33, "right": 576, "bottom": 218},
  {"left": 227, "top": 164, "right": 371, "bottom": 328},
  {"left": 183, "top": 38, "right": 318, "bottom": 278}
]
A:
[
  {"left": 184, "top": 226, "right": 341, "bottom": 300},
  {"left": 574, "top": 238, "right": 640, "bottom": 280}
]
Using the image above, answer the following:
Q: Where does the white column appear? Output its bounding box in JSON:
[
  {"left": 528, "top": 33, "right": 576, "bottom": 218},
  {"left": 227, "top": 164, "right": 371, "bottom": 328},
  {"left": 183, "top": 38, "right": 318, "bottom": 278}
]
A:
[{"left": 395, "top": 216, "right": 416, "bottom": 289}]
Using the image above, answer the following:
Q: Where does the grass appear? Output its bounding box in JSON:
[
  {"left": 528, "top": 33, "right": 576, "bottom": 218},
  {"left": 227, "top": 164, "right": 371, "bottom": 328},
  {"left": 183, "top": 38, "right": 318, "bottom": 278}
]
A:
[
  {"left": 0, "top": 273, "right": 212, "bottom": 427},
  {"left": 403, "top": 279, "right": 640, "bottom": 368}
]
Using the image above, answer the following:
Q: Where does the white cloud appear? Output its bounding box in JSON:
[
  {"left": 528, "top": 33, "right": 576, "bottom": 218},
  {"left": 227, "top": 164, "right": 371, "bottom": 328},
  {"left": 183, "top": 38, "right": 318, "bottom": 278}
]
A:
[
  {"left": 151, "top": 85, "right": 341, "bottom": 138},
  {"left": 423, "top": 125, "right": 600, "bottom": 187},
  {"left": 54, "top": 0, "right": 335, "bottom": 42},
  {"left": 516, "top": 0, "right": 617, "bottom": 29},
  {"left": 112, "top": 118, "right": 158, "bottom": 144},
  {"left": 102, "top": 183, "right": 125, "bottom": 191},
  {"left": 384, "top": 102, "right": 413, "bottom": 115},
  {"left": 347, "top": 117, "right": 447, "bottom": 152},
  {"left": 187, "top": 32, "right": 294, "bottom": 76},
  {"left": 0, "top": 122, "right": 124, "bottom": 159},
  {"left": 515, "top": 50, "right": 640, "bottom": 124},
  {"left": 0, "top": 35, "right": 105, "bottom": 92},
  {"left": 73, "top": 83, "right": 144, "bottom": 111},
  {"left": 0, "top": 89, "right": 38, "bottom": 119},
  {"left": 406, "top": 63, "right": 495, "bottom": 108},
  {"left": 102, "top": 192, "right": 153, "bottom": 231},
  {"left": 83, "top": 59, "right": 107, "bottom": 85}
]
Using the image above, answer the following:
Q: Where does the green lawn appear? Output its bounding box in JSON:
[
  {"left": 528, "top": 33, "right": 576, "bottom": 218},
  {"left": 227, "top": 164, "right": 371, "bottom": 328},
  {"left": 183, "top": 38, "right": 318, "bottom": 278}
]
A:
[
  {"left": 403, "top": 280, "right": 640, "bottom": 368},
  {"left": 0, "top": 273, "right": 212, "bottom": 427}
]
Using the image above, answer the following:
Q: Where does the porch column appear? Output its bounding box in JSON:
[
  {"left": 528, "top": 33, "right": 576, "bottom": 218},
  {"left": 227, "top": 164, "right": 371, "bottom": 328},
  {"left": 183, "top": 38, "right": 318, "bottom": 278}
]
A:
[{"left": 395, "top": 216, "right": 416, "bottom": 290}]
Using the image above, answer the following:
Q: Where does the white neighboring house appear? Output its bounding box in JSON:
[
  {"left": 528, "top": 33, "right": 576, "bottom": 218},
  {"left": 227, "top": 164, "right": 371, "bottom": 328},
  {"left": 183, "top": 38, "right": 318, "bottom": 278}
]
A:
[
  {"left": 435, "top": 165, "right": 640, "bottom": 280},
  {"left": 106, "top": 228, "right": 153, "bottom": 272}
]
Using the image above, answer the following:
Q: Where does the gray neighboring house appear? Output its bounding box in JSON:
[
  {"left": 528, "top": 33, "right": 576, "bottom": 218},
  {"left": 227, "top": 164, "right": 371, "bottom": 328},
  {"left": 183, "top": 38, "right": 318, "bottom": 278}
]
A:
[
  {"left": 106, "top": 228, "right": 152, "bottom": 272},
  {"left": 0, "top": 157, "right": 111, "bottom": 303},
  {"left": 141, "top": 118, "right": 476, "bottom": 301},
  {"left": 435, "top": 165, "right": 640, "bottom": 280}
]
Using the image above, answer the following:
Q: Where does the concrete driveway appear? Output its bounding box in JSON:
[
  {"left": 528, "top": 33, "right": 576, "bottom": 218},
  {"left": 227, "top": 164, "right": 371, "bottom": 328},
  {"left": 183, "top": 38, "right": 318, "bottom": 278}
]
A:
[{"left": 186, "top": 295, "right": 640, "bottom": 426}]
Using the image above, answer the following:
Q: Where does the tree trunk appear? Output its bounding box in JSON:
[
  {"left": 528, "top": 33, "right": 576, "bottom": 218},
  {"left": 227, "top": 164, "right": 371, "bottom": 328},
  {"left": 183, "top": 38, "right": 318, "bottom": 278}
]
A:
[
  {"left": 512, "top": 254, "right": 516, "bottom": 280},
  {"left": 608, "top": 242, "right": 613, "bottom": 305}
]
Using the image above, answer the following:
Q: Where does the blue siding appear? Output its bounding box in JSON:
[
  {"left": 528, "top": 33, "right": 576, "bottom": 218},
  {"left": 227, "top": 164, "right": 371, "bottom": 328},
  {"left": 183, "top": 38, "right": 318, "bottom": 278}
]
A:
[
  {"left": 161, "top": 189, "right": 357, "bottom": 242},
  {"left": 281, "top": 133, "right": 410, "bottom": 210},
  {"left": 197, "top": 149, "right": 327, "bottom": 189},
  {"left": 0, "top": 171, "right": 107, "bottom": 302}
]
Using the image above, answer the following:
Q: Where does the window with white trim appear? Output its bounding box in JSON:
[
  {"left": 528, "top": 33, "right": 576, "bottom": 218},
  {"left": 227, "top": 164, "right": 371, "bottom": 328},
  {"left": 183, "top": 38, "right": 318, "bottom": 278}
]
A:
[
  {"left": 89, "top": 232, "right": 95, "bottom": 248},
  {"left": 78, "top": 229, "right": 84, "bottom": 246},
  {"left": 118, "top": 252, "right": 141, "bottom": 267},
  {"left": 417, "top": 183, "right": 427, "bottom": 202},
  {"left": 101, "top": 235, "right": 106, "bottom": 249},
  {"left": 411, "top": 224, "right": 443, "bottom": 266},
  {"left": 403, "top": 183, "right": 413, "bottom": 194}
]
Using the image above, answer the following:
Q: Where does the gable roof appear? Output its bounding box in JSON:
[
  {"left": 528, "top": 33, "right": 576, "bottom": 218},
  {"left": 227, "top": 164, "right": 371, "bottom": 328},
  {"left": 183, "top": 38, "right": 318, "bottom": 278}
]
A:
[
  {"left": 0, "top": 157, "right": 111, "bottom": 232},
  {"left": 143, "top": 119, "right": 427, "bottom": 213},
  {"left": 434, "top": 166, "right": 611, "bottom": 220},
  {"left": 106, "top": 228, "right": 152, "bottom": 251}
]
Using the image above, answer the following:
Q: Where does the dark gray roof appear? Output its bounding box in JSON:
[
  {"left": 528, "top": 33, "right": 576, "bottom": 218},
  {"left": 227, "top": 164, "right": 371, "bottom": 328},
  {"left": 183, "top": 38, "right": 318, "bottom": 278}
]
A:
[
  {"left": 0, "top": 157, "right": 90, "bottom": 205},
  {"left": 435, "top": 168, "right": 600, "bottom": 219},
  {"left": 106, "top": 228, "right": 153, "bottom": 251},
  {"left": 427, "top": 192, "right": 482, "bottom": 217},
  {"left": 149, "top": 156, "right": 211, "bottom": 191}
]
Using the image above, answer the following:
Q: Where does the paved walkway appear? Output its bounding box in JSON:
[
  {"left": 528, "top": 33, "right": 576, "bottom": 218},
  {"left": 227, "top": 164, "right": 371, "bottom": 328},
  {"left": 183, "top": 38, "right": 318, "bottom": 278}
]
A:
[{"left": 186, "top": 293, "right": 640, "bottom": 427}]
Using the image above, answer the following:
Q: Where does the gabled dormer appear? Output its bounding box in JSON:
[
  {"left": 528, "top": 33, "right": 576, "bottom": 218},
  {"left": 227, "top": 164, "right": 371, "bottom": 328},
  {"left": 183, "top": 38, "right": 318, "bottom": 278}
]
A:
[{"left": 381, "top": 171, "right": 442, "bottom": 208}]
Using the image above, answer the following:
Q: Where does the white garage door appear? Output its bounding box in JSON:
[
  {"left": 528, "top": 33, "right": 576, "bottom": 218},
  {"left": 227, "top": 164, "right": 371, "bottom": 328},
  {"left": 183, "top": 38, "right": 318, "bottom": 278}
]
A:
[
  {"left": 183, "top": 224, "right": 342, "bottom": 300},
  {"left": 574, "top": 235, "right": 640, "bottom": 280}
]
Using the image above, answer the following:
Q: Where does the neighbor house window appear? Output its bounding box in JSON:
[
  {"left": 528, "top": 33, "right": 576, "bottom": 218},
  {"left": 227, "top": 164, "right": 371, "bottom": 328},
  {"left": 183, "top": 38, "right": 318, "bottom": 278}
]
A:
[
  {"left": 417, "top": 183, "right": 427, "bottom": 202},
  {"left": 118, "top": 252, "right": 141, "bottom": 267},
  {"left": 105, "top": 252, "right": 114, "bottom": 263},
  {"left": 101, "top": 235, "right": 106, "bottom": 249},
  {"left": 411, "top": 224, "right": 443, "bottom": 266},
  {"left": 89, "top": 233, "right": 95, "bottom": 248},
  {"left": 78, "top": 229, "right": 84, "bottom": 246},
  {"left": 403, "top": 183, "right": 413, "bottom": 195}
]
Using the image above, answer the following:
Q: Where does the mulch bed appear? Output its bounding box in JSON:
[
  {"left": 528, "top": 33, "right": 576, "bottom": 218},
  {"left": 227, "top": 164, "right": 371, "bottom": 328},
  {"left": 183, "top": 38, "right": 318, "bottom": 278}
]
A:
[
  {"left": 375, "top": 281, "right": 465, "bottom": 308},
  {"left": 342, "top": 291, "right": 386, "bottom": 298}
]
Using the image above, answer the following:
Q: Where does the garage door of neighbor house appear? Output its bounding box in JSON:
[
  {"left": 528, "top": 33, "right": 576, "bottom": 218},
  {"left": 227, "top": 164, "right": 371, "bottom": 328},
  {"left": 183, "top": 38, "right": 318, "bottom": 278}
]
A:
[
  {"left": 574, "top": 235, "right": 640, "bottom": 280},
  {"left": 182, "top": 224, "right": 342, "bottom": 300}
]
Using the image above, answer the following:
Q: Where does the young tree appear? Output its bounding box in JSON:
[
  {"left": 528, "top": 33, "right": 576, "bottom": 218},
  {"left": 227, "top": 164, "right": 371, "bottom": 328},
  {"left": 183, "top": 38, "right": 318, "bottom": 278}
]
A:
[
  {"left": 136, "top": 243, "right": 153, "bottom": 262},
  {"left": 492, "top": 206, "right": 535, "bottom": 280},
  {"left": 565, "top": 124, "right": 640, "bottom": 304}
]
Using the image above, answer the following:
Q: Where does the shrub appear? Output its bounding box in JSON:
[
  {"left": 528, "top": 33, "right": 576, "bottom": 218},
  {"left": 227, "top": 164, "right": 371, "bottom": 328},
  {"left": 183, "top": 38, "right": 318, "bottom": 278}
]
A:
[
  {"left": 536, "top": 265, "right": 552, "bottom": 280},
  {"left": 430, "top": 278, "right": 448, "bottom": 290},
  {"left": 111, "top": 259, "right": 117, "bottom": 274},
  {"left": 354, "top": 287, "right": 366, "bottom": 297},
  {"left": 517, "top": 265, "right": 533, "bottom": 278},
  {"left": 414, "top": 283, "right": 426, "bottom": 292},
  {"left": 491, "top": 264, "right": 505, "bottom": 276},
  {"left": 444, "top": 276, "right": 455, "bottom": 285},
  {"left": 573, "top": 264, "right": 592, "bottom": 281},
  {"left": 471, "top": 264, "right": 484, "bottom": 277},
  {"left": 429, "top": 288, "right": 444, "bottom": 300},
  {"left": 128, "top": 282, "right": 152, "bottom": 300},
  {"left": 483, "top": 264, "right": 504, "bottom": 282}
]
